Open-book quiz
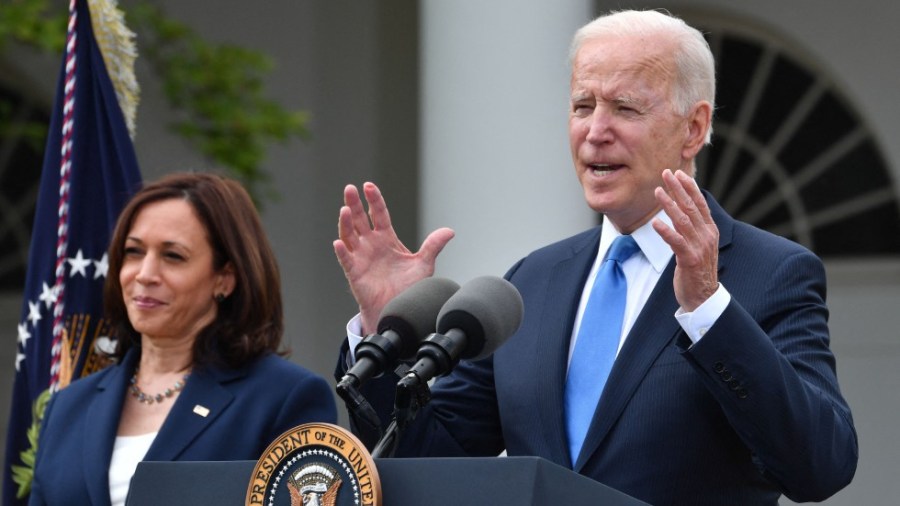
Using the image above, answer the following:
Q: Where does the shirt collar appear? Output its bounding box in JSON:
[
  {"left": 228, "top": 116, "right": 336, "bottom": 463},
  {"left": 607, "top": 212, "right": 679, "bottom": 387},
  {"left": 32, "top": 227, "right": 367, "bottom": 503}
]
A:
[{"left": 599, "top": 209, "right": 673, "bottom": 273}]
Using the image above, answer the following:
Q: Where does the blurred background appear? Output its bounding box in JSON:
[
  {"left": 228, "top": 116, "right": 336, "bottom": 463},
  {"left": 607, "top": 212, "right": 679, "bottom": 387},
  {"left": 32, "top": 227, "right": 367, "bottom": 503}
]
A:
[{"left": 1, "top": 1, "right": 897, "bottom": 503}]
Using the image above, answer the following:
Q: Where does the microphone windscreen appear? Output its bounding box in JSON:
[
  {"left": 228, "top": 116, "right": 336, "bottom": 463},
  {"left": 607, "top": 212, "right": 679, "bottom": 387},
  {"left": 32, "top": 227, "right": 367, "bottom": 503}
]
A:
[
  {"left": 376, "top": 277, "right": 461, "bottom": 360},
  {"left": 436, "top": 276, "right": 524, "bottom": 361}
]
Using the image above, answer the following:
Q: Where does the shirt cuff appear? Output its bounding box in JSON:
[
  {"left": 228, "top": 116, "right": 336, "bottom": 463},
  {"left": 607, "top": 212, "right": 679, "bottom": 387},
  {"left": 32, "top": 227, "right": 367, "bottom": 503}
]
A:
[
  {"left": 674, "top": 283, "right": 731, "bottom": 344},
  {"left": 346, "top": 313, "right": 365, "bottom": 363}
]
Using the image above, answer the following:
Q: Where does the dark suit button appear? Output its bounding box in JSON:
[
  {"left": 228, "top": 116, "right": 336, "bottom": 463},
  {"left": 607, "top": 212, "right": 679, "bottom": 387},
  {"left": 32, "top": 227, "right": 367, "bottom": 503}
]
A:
[
  {"left": 721, "top": 372, "right": 732, "bottom": 381},
  {"left": 713, "top": 361, "right": 725, "bottom": 373},
  {"left": 729, "top": 381, "right": 742, "bottom": 391},
  {"left": 737, "top": 388, "right": 748, "bottom": 399}
]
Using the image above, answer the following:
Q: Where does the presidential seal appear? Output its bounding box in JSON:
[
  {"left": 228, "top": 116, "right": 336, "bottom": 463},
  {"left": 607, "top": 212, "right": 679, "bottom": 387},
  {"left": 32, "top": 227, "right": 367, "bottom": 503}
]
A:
[{"left": 246, "top": 423, "right": 381, "bottom": 506}]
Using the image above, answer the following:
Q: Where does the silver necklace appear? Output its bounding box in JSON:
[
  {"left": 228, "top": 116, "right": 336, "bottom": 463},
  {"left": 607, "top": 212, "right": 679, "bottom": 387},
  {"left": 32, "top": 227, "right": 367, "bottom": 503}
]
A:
[{"left": 129, "top": 368, "right": 190, "bottom": 405}]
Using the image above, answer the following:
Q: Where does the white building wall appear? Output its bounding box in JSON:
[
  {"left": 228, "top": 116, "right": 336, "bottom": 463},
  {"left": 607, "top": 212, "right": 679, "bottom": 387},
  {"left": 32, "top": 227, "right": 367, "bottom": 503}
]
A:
[{"left": 419, "top": 0, "right": 595, "bottom": 284}]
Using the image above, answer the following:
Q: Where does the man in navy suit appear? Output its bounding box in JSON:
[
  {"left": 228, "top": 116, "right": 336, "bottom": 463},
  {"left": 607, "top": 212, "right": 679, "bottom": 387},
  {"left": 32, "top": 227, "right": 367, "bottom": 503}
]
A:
[{"left": 334, "top": 9, "right": 857, "bottom": 505}]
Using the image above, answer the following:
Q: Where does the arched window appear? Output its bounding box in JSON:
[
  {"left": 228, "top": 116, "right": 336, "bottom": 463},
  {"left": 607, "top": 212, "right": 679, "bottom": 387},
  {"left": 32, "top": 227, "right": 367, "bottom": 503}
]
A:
[{"left": 691, "top": 15, "right": 900, "bottom": 257}]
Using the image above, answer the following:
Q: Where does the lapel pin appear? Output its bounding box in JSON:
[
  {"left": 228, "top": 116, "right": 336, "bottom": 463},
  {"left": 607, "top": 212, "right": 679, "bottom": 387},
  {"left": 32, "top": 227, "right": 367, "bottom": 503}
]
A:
[{"left": 193, "top": 405, "right": 210, "bottom": 417}]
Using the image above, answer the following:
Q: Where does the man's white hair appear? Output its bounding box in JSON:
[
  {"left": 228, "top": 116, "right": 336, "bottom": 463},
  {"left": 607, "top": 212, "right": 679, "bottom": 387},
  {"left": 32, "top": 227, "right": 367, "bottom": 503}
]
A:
[{"left": 569, "top": 9, "right": 716, "bottom": 144}]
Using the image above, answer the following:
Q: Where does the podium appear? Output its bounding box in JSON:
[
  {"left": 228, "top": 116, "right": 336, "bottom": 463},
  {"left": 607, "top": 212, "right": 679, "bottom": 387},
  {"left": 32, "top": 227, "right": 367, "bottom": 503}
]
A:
[{"left": 126, "top": 456, "right": 649, "bottom": 505}]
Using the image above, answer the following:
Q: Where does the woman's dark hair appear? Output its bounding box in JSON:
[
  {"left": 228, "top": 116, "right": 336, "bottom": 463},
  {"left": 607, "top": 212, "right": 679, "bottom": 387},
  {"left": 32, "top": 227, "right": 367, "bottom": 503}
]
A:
[{"left": 104, "top": 172, "right": 285, "bottom": 367}]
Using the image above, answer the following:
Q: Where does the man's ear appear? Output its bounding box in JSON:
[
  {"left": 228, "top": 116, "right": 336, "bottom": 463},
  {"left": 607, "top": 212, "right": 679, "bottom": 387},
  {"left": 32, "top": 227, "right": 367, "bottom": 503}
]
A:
[{"left": 682, "top": 100, "right": 713, "bottom": 159}]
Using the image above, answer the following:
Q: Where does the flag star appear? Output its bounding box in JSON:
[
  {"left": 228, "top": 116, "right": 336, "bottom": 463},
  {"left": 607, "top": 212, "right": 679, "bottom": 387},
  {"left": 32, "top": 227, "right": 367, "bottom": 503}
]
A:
[
  {"left": 17, "top": 323, "right": 32, "bottom": 348},
  {"left": 93, "top": 253, "right": 109, "bottom": 279},
  {"left": 68, "top": 249, "right": 92, "bottom": 277},
  {"left": 39, "top": 282, "right": 59, "bottom": 308},
  {"left": 27, "top": 301, "right": 42, "bottom": 326},
  {"left": 15, "top": 352, "right": 25, "bottom": 371}
]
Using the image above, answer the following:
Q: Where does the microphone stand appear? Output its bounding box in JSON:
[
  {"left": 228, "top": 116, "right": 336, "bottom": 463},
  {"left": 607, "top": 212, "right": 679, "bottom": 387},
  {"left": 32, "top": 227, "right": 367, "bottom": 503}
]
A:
[
  {"left": 371, "top": 331, "right": 457, "bottom": 458},
  {"left": 371, "top": 368, "right": 432, "bottom": 458},
  {"left": 336, "top": 378, "right": 384, "bottom": 450}
]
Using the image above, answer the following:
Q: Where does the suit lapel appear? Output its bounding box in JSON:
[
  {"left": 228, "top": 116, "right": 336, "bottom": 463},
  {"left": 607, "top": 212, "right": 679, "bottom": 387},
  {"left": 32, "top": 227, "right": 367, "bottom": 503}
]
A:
[
  {"left": 143, "top": 364, "right": 239, "bottom": 461},
  {"left": 82, "top": 351, "right": 137, "bottom": 506},
  {"left": 574, "top": 192, "right": 734, "bottom": 470},
  {"left": 532, "top": 228, "right": 601, "bottom": 467}
]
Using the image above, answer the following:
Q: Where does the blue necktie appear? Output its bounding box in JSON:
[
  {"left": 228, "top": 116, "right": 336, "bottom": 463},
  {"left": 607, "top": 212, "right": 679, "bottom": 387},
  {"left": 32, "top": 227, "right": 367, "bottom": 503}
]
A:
[{"left": 565, "top": 234, "right": 640, "bottom": 465}]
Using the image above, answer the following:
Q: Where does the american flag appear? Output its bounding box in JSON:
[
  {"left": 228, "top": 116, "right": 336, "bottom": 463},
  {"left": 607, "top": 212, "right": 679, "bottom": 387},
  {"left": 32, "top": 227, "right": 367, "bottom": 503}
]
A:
[{"left": 2, "top": 0, "right": 141, "bottom": 503}]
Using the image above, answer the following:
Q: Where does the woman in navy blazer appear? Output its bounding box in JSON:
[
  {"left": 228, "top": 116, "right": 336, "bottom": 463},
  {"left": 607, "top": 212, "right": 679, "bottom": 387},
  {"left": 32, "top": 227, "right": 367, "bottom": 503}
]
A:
[{"left": 30, "top": 173, "right": 337, "bottom": 506}]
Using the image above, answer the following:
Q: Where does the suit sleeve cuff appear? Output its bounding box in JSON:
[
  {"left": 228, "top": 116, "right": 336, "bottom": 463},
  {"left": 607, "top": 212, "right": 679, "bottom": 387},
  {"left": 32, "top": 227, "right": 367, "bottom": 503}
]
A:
[{"left": 675, "top": 283, "right": 731, "bottom": 344}]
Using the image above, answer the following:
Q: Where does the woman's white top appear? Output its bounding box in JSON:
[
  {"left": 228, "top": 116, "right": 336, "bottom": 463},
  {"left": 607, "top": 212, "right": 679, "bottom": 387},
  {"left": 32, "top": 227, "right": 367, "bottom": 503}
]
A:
[{"left": 108, "top": 432, "right": 157, "bottom": 506}]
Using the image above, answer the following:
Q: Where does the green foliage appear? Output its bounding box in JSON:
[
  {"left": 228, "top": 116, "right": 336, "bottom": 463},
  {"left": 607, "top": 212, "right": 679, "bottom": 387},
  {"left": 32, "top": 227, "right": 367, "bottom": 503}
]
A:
[
  {"left": 0, "top": 0, "right": 67, "bottom": 52},
  {"left": 10, "top": 388, "right": 51, "bottom": 499},
  {"left": 0, "top": 0, "right": 310, "bottom": 207},
  {"left": 0, "top": 0, "right": 67, "bottom": 151},
  {"left": 127, "top": 1, "right": 310, "bottom": 205}
]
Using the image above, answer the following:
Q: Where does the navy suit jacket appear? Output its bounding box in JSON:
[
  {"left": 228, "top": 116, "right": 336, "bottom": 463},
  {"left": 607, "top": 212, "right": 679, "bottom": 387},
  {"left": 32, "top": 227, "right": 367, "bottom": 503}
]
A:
[
  {"left": 30, "top": 349, "right": 336, "bottom": 506},
  {"left": 345, "top": 193, "right": 857, "bottom": 505}
]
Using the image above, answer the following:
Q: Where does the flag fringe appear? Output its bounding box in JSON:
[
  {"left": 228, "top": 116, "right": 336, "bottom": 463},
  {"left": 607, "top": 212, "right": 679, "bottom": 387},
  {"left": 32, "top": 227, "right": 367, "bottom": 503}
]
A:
[{"left": 87, "top": 0, "right": 139, "bottom": 139}]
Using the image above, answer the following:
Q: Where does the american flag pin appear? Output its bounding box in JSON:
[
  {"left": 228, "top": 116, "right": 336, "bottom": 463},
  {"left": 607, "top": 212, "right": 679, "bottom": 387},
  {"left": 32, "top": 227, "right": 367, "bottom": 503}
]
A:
[{"left": 193, "top": 405, "right": 210, "bottom": 417}]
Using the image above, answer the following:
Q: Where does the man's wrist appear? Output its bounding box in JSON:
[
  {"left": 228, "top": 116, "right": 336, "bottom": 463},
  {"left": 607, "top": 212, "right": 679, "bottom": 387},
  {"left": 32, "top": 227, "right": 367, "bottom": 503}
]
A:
[{"left": 675, "top": 283, "right": 731, "bottom": 344}]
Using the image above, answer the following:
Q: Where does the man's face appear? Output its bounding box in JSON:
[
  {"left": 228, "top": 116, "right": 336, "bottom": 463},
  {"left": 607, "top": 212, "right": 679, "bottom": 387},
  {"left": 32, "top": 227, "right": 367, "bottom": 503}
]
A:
[{"left": 568, "top": 34, "right": 699, "bottom": 233}]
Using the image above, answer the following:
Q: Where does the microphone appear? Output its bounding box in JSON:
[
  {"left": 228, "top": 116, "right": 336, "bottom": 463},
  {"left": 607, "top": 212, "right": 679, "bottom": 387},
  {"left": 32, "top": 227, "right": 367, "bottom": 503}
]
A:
[
  {"left": 401, "top": 275, "right": 524, "bottom": 387},
  {"left": 337, "top": 276, "right": 461, "bottom": 390}
]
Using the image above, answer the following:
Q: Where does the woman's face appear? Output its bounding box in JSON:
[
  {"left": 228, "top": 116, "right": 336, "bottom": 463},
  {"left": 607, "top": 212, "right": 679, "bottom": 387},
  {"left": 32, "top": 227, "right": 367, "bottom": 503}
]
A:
[{"left": 119, "top": 198, "right": 233, "bottom": 344}]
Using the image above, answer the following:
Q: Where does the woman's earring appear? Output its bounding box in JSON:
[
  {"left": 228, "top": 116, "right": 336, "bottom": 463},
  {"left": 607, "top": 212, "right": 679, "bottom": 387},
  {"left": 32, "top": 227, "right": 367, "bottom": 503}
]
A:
[{"left": 214, "top": 293, "right": 225, "bottom": 303}]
